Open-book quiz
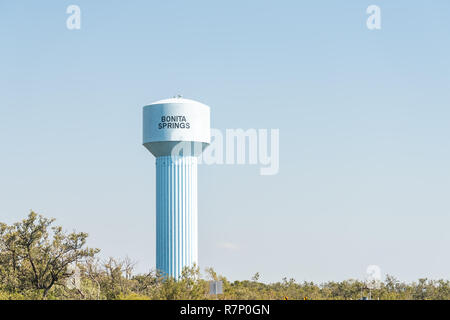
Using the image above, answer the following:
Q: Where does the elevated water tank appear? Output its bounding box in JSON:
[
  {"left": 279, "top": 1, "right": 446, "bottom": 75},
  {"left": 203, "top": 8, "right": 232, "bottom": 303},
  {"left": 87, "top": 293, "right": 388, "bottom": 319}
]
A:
[{"left": 143, "top": 97, "right": 211, "bottom": 279}]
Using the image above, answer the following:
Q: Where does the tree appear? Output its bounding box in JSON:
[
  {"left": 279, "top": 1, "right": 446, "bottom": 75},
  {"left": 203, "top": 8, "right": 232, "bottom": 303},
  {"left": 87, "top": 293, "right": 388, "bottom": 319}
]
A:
[
  {"left": 251, "top": 272, "right": 260, "bottom": 282},
  {"left": 0, "top": 211, "right": 99, "bottom": 298}
]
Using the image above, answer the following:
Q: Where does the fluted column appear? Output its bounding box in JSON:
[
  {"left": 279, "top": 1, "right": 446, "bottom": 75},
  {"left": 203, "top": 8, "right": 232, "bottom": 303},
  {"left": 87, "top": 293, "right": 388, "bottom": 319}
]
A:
[{"left": 155, "top": 155, "right": 198, "bottom": 279}]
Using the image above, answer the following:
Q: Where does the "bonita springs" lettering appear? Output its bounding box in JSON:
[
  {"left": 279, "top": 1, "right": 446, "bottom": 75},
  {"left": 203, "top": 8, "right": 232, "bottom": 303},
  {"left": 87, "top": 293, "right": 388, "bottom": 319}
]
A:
[{"left": 158, "top": 115, "right": 190, "bottom": 129}]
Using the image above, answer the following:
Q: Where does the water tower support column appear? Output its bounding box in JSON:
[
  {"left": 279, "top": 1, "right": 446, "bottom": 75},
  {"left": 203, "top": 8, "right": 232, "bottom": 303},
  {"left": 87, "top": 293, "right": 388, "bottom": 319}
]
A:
[{"left": 156, "top": 155, "right": 198, "bottom": 279}]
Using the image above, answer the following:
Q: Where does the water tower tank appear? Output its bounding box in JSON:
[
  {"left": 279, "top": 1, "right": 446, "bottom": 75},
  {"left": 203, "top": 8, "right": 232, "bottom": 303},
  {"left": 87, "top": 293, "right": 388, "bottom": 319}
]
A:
[{"left": 143, "top": 97, "right": 210, "bottom": 279}]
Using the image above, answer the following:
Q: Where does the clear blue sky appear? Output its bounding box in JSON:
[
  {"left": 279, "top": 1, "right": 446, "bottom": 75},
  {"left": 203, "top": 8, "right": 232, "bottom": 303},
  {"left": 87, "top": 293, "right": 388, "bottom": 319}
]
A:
[{"left": 1, "top": 1, "right": 449, "bottom": 283}]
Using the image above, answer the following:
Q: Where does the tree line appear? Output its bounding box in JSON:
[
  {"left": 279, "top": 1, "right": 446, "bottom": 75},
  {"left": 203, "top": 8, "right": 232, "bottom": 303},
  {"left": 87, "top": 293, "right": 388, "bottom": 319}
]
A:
[{"left": 1, "top": 212, "right": 449, "bottom": 300}]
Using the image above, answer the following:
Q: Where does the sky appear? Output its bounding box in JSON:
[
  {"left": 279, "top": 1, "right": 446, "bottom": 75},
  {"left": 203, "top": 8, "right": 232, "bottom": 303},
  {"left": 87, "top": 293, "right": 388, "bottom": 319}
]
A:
[{"left": 0, "top": 1, "right": 449, "bottom": 284}]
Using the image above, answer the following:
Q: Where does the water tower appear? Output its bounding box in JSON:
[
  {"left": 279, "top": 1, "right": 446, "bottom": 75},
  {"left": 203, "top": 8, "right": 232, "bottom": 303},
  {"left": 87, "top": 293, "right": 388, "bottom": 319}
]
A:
[{"left": 143, "top": 97, "right": 210, "bottom": 279}]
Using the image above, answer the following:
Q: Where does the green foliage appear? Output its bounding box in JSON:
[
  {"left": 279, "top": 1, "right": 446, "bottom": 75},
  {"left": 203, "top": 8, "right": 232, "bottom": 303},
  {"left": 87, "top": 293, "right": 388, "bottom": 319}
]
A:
[
  {"left": 0, "top": 211, "right": 99, "bottom": 298},
  {"left": 2, "top": 212, "right": 450, "bottom": 300},
  {"left": 155, "top": 266, "right": 208, "bottom": 300},
  {"left": 117, "top": 292, "right": 151, "bottom": 300}
]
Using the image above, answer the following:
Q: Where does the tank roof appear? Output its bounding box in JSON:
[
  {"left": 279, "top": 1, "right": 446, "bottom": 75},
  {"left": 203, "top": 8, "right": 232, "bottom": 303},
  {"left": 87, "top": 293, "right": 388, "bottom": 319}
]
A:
[{"left": 147, "top": 97, "right": 209, "bottom": 108}]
